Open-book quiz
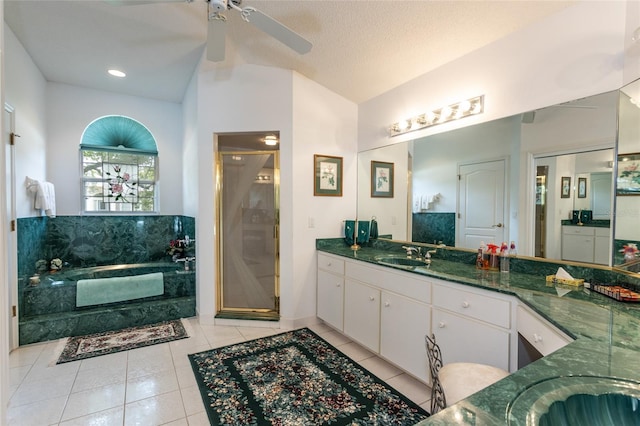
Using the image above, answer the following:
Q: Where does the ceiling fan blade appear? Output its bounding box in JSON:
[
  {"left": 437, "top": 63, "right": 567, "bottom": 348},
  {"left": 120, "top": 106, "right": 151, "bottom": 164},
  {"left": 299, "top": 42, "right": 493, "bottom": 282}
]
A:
[
  {"left": 244, "top": 8, "right": 312, "bottom": 55},
  {"left": 207, "top": 16, "right": 227, "bottom": 62}
]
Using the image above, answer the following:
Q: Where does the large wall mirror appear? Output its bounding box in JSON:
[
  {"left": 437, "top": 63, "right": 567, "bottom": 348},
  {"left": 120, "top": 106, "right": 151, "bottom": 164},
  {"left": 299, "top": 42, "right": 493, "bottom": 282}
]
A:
[
  {"left": 615, "top": 79, "right": 640, "bottom": 269},
  {"left": 357, "top": 83, "right": 640, "bottom": 268}
]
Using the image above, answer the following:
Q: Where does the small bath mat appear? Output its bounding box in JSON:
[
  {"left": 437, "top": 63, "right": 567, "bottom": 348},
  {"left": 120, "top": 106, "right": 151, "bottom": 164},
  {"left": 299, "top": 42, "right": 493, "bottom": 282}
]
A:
[{"left": 56, "top": 319, "right": 188, "bottom": 364}]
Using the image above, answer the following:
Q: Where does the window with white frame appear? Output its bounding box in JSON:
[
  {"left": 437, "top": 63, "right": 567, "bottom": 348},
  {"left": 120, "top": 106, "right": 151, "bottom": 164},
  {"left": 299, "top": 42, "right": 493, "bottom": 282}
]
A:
[
  {"left": 82, "top": 150, "right": 157, "bottom": 212},
  {"left": 80, "top": 115, "right": 158, "bottom": 213}
]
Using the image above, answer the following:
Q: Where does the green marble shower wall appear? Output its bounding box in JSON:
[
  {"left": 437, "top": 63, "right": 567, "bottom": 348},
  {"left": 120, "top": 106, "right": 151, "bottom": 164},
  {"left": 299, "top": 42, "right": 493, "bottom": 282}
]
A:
[{"left": 16, "top": 215, "right": 196, "bottom": 280}]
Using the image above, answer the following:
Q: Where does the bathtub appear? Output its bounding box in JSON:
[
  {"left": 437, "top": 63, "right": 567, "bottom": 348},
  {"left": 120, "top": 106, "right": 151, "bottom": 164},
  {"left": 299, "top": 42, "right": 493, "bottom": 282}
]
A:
[{"left": 19, "top": 262, "right": 196, "bottom": 345}]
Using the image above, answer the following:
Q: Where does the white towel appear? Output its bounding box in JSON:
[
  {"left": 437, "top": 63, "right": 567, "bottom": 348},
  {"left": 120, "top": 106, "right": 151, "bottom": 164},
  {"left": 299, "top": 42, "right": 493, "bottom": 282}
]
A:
[{"left": 34, "top": 181, "right": 56, "bottom": 217}]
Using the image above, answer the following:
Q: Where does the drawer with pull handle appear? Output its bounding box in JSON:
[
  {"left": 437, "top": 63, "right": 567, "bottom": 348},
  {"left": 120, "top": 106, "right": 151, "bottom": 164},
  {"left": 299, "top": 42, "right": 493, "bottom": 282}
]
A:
[{"left": 433, "top": 283, "right": 511, "bottom": 328}]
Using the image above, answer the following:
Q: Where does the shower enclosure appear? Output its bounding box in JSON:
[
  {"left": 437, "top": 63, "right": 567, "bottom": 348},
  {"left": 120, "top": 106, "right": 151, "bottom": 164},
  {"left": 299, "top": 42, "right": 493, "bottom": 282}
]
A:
[{"left": 216, "top": 138, "right": 279, "bottom": 320}]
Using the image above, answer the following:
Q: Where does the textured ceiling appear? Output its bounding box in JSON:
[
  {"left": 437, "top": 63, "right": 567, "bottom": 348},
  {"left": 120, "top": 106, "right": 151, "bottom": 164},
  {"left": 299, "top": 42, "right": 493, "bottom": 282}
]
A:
[{"left": 4, "top": 0, "right": 575, "bottom": 104}]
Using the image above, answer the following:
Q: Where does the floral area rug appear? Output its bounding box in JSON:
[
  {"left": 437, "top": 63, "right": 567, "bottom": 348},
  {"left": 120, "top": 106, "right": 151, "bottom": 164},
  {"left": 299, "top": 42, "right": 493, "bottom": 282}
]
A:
[
  {"left": 56, "top": 319, "right": 188, "bottom": 364},
  {"left": 188, "top": 328, "right": 430, "bottom": 425}
]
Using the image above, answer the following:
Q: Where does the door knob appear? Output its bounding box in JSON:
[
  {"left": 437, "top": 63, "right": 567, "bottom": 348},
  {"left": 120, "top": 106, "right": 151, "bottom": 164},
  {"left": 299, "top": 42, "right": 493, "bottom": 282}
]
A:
[{"left": 492, "top": 223, "right": 503, "bottom": 228}]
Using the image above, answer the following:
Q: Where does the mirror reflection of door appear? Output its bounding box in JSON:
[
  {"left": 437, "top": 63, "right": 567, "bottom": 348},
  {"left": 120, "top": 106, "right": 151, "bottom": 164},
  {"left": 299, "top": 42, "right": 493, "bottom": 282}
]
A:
[
  {"left": 457, "top": 159, "right": 506, "bottom": 249},
  {"left": 535, "top": 166, "right": 548, "bottom": 258},
  {"left": 216, "top": 133, "right": 280, "bottom": 320}
]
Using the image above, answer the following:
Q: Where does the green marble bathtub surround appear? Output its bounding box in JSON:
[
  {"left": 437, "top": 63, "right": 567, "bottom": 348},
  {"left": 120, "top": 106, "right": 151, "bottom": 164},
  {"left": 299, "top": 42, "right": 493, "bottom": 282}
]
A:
[{"left": 16, "top": 215, "right": 197, "bottom": 345}]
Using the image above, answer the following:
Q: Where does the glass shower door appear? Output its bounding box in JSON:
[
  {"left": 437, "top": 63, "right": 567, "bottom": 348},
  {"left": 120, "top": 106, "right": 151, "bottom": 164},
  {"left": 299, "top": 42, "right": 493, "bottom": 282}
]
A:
[{"left": 217, "top": 150, "right": 279, "bottom": 317}]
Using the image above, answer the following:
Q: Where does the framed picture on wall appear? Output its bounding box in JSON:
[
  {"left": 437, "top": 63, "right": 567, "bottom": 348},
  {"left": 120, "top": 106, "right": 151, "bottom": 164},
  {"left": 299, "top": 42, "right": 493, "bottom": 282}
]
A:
[
  {"left": 371, "top": 161, "right": 394, "bottom": 198},
  {"left": 578, "top": 177, "right": 587, "bottom": 198},
  {"left": 617, "top": 153, "right": 640, "bottom": 196},
  {"left": 314, "top": 154, "right": 343, "bottom": 196},
  {"left": 561, "top": 176, "right": 571, "bottom": 198}
]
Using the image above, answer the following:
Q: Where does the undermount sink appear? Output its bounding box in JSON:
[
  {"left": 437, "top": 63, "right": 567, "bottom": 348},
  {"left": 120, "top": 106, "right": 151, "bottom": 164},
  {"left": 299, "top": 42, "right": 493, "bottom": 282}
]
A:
[
  {"left": 374, "top": 255, "right": 430, "bottom": 269},
  {"left": 507, "top": 376, "right": 640, "bottom": 426}
]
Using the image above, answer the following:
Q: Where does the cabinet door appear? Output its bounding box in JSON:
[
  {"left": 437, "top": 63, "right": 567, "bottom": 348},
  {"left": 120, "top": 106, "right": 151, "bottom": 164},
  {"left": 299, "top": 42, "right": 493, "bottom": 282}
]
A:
[
  {"left": 380, "top": 291, "right": 430, "bottom": 383},
  {"left": 562, "top": 226, "right": 595, "bottom": 263},
  {"left": 317, "top": 270, "right": 344, "bottom": 331},
  {"left": 433, "top": 308, "right": 510, "bottom": 371},
  {"left": 344, "top": 279, "right": 380, "bottom": 352},
  {"left": 594, "top": 235, "right": 610, "bottom": 265}
]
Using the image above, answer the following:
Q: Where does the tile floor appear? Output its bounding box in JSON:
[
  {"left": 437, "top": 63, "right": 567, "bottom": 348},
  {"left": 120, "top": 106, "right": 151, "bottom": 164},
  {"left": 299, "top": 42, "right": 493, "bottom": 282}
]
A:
[{"left": 7, "top": 319, "right": 432, "bottom": 426}]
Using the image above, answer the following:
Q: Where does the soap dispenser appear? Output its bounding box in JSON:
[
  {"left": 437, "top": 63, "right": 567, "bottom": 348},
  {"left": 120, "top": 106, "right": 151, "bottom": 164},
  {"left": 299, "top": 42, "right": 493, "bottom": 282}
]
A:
[{"left": 486, "top": 243, "right": 500, "bottom": 271}]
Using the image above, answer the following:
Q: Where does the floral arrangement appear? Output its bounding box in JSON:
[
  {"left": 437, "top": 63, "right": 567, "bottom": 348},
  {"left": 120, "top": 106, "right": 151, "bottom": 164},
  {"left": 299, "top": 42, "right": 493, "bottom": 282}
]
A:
[
  {"left": 167, "top": 238, "right": 195, "bottom": 260},
  {"left": 106, "top": 165, "right": 136, "bottom": 202},
  {"left": 621, "top": 243, "right": 639, "bottom": 263}
]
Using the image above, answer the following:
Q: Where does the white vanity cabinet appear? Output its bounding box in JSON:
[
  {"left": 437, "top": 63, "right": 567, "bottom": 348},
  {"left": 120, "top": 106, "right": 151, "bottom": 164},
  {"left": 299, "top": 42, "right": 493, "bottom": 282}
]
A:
[
  {"left": 343, "top": 258, "right": 431, "bottom": 383},
  {"left": 316, "top": 251, "right": 577, "bottom": 383},
  {"left": 432, "top": 281, "right": 513, "bottom": 371},
  {"left": 517, "top": 304, "right": 572, "bottom": 356},
  {"left": 562, "top": 226, "right": 610, "bottom": 265},
  {"left": 317, "top": 253, "right": 345, "bottom": 331}
]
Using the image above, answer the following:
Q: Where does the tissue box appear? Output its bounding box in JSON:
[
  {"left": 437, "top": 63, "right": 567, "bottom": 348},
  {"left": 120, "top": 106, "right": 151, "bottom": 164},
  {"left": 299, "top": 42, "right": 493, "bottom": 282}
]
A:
[{"left": 546, "top": 275, "right": 584, "bottom": 287}]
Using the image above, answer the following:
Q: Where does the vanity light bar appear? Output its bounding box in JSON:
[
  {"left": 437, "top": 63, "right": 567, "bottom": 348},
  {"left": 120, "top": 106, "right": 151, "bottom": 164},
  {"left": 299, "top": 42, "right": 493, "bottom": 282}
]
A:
[{"left": 389, "top": 95, "right": 484, "bottom": 137}]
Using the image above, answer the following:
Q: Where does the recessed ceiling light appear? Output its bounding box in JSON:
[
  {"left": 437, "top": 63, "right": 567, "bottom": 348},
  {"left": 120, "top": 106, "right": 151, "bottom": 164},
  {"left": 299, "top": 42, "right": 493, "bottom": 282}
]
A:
[{"left": 108, "top": 69, "right": 126, "bottom": 78}]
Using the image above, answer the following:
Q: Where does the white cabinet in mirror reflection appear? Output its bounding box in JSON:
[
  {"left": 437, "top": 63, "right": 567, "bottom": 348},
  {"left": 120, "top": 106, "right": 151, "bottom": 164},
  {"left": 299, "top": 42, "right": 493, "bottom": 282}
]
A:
[{"left": 561, "top": 226, "right": 611, "bottom": 265}]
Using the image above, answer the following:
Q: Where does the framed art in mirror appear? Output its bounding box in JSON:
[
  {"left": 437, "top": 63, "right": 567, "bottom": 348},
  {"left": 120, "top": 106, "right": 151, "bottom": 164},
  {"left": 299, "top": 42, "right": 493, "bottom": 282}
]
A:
[
  {"left": 314, "top": 154, "right": 343, "bottom": 196},
  {"left": 561, "top": 176, "right": 571, "bottom": 198},
  {"left": 578, "top": 177, "right": 587, "bottom": 198},
  {"left": 617, "top": 153, "right": 640, "bottom": 196},
  {"left": 371, "top": 161, "right": 394, "bottom": 198}
]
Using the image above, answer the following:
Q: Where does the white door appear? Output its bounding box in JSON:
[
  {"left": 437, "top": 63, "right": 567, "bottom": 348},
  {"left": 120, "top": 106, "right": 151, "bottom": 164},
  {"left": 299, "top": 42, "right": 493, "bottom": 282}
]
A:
[
  {"left": 4, "top": 104, "right": 18, "bottom": 350},
  {"left": 457, "top": 159, "right": 506, "bottom": 249}
]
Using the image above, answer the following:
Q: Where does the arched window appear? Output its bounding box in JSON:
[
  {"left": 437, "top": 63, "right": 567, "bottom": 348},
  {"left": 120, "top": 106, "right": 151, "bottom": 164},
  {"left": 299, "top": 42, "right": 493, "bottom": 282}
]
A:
[{"left": 80, "top": 115, "right": 158, "bottom": 212}]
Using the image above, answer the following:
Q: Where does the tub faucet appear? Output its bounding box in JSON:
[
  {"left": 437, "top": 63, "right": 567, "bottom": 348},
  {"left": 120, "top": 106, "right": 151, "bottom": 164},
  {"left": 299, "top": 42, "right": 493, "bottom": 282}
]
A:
[{"left": 175, "top": 257, "right": 196, "bottom": 271}]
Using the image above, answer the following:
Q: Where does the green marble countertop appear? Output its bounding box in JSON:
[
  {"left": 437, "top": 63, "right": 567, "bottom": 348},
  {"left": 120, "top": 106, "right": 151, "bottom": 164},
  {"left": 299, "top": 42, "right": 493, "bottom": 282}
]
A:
[
  {"left": 561, "top": 219, "right": 611, "bottom": 228},
  {"left": 316, "top": 239, "right": 640, "bottom": 425}
]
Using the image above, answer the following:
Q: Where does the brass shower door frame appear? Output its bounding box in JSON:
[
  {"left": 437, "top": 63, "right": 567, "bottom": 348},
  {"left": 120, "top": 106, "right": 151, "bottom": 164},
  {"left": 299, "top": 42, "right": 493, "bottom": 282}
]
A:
[{"left": 215, "top": 149, "right": 280, "bottom": 320}]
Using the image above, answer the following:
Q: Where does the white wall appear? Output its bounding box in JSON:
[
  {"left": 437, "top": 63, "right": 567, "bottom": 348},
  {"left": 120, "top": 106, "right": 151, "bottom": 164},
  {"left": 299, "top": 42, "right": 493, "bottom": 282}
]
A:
[
  {"left": 289, "top": 72, "right": 357, "bottom": 323},
  {"left": 358, "top": 1, "right": 627, "bottom": 154},
  {"left": 194, "top": 64, "right": 293, "bottom": 322},
  {"left": 46, "top": 83, "right": 183, "bottom": 216},
  {"left": 191, "top": 64, "right": 357, "bottom": 325},
  {"left": 4, "top": 25, "right": 47, "bottom": 219},
  {"left": 182, "top": 71, "right": 198, "bottom": 218}
]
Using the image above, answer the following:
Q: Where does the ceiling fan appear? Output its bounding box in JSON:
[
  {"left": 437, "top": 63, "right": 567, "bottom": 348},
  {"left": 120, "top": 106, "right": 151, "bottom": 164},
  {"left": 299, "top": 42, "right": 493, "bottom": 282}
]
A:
[{"left": 108, "top": 0, "right": 312, "bottom": 62}]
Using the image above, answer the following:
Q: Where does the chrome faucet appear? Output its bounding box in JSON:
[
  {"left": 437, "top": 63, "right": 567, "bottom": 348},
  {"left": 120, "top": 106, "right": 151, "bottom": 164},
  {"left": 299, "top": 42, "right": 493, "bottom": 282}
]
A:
[
  {"left": 402, "top": 246, "right": 422, "bottom": 257},
  {"left": 424, "top": 249, "right": 437, "bottom": 259},
  {"left": 175, "top": 256, "right": 196, "bottom": 271}
]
